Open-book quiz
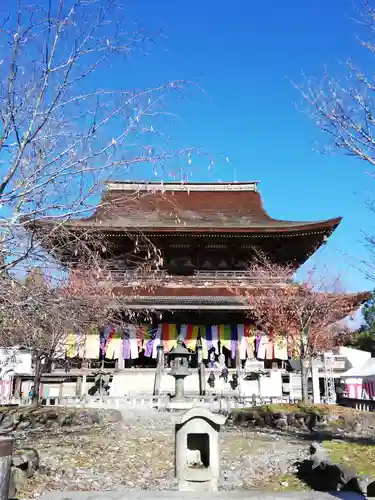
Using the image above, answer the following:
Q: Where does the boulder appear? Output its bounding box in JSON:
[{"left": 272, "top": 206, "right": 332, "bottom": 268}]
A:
[
  {"left": 103, "top": 410, "right": 122, "bottom": 423},
  {"left": 275, "top": 418, "right": 288, "bottom": 430},
  {"left": 286, "top": 413, "right": 296, "bottom": 426},
  {"left": 297, "top": 443, "right": 362, "bottom": 494},
  {"left": 12, "top": 447, "right": 40, "bottom": 478},
  {"left": 16, "top": 420, "right": 31, "bottom": 431},
  {"left": 367, "top": 480, "right": 375, "bottom": 497},
  {"left": 8, "top": 466, "right": 28, "bottom": 498},
  {"left": 309, "top": 441, "right": 329, "bottom": 467},
  {"left": 0, "top": 414, "right": 16, "bottom": 430}
]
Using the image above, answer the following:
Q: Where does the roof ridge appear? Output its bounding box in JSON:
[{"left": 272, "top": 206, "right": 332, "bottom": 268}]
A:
[{"left": 105, "top": 181, "right": 259, "bottom": 192}]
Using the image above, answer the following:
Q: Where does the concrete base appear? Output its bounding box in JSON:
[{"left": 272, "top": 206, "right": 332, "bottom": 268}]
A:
[{"left": 38, "top": 490, "right": 368, "bottom": 500}]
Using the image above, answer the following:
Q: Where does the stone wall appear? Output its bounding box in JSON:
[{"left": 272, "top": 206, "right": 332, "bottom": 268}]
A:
[
  {"left": 0, "top": 406, "right": 122, "bottom": 433},
  {"left": 230, "top": 404, "right": 375, "bottom": 434}
]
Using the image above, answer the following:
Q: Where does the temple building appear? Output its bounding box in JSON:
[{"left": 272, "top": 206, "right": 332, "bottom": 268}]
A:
[{"left": 25, "top": 181, "right": 369, "bottom": 401}]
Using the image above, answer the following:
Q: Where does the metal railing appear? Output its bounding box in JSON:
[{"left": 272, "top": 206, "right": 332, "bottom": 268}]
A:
[{"left": 108, "top": 269, "right": 288, "bottom": 286}]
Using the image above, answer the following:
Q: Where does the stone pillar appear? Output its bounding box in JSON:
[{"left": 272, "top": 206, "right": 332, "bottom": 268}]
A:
[
  {"left": 156, "top": 345, "right": 164, "bottom": 368},
  {"left": 153, "top": 363, "right": 162, "bottom": 396},
  {"left": 82, "top": 374, "right": 87, "bottom": 396},
  {"left": 117, "top": 355, "right": 125, "bottom": 370},
  {"left": 311, "top": 358, "right": 321, "bottom": 404},
  {"left": 76, "top": 377, "right": 82, "bottom": 397},
  {"left": 0, "top": 437, "right": 13, "bottom": 500},
  {"left": 199, "top": 363, "right": 206, "bottom": 396},
  {"left": 175, "top": 376, "right": 185, "bottom": 400}
]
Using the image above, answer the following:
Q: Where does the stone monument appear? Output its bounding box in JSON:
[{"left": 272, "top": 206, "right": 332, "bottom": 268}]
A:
[{"left": 175, "top": 406, "right": 226, "bottom": 492}]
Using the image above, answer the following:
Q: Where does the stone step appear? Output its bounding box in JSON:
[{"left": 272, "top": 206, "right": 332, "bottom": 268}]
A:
[{"left": 37, "top": 490, "right": 368, "bottom": 500}]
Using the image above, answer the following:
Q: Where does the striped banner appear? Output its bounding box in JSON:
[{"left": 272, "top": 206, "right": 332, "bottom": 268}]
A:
[{"left": 180, "top": 324, "right": 200, "bottom": 352}]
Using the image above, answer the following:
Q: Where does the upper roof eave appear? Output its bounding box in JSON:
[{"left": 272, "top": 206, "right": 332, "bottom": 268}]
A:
[{"left": 28, "top": 216, "right": 342, "bottom": 235}]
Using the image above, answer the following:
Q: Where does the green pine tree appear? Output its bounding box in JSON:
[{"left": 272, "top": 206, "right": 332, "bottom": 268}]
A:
[{"left": 349, "top": 292, "right": 375, "bottom": 355}]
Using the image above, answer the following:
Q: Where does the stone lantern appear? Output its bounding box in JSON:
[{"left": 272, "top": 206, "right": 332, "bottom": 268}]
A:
[{"left": 168, "top": 335, "right": 190, "bottom": 400}]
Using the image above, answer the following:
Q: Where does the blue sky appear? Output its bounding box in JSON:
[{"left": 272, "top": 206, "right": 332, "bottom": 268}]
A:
[
  {"left": 117, "top": 0, "right": 374, "bottom": 293},
  {"left": 2, "top": 0, "right": 373, "bottom": 293}
]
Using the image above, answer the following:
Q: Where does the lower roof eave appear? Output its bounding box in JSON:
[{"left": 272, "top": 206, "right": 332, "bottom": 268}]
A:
[{"left": 118, "top": 302, "right": 248, "bottom": 311}]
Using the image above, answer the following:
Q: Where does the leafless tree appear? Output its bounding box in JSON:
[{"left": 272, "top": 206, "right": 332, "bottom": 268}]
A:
[
  {"left": 0, "top": 0, "right": 197, "bottom": 276},
  {"left": 0, "top": 259, "right": 125, "bottom": 406},
  {"left": 295, "top": 0, "right": 375, "bottom": 278},
  {"left": 231, "top": 255, "right": 365, "bottom": 403}
]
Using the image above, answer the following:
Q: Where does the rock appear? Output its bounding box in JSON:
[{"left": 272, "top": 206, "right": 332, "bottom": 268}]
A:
[
  {"left": 275, "top": 418, "right": 288, "bottom": 430},
  {"left": 286, "top": 413, "right": 296, "bottom": 426},
  {"left": 59, "top": 413, "right": 74, "bottom": 426},
  {"left": 309, "top": 442, "right": 329, "bottom": 467},
  {"left": 367, "top": 480, "right": 375, "bottom": 497},
  {"left": 87, "top": 411, "right": 101, "bottom": 425},
  {"left": 298, "top": 444, "right": 362, "bottom": 494},
  {"left": 103, "top": 410, "right": 123, "bottom": 423},
  {"left": 8, "top": 466, "right": 28, "bottom": 498},
  {"left": 186, "top": 449, "right": 203, "bottom": 467},
  {"left": 352, "top": 421, "right": 361, "bottom": 433},
  {"left": 12, "top": 447, "right": 40, "bottom": 478},
  {"left": 16, "top": 420, "right": 31, "bottom": 430},
  {"left": 0, "top": 414, "right": 16, "bottom": 430},
  {"left": 327, "top": 462, "right": 362, "bottom": 493},
  {"left": 306, "top": 413, "right": 318, "bottom": 431}
]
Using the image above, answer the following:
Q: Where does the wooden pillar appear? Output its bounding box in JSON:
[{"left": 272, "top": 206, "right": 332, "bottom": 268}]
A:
[
  {"left": 196, "top": 344, "right": 203, "bottom": 365},
  {"left": 58, "top": 381, "right": 64, "bottom": 400},
  {"left": 0, "top": 437, "right": 13, "bottom": 500},
  {"left": 311, "top": 358, "right": 321, "bottom": 404},
  {"left": 235, "top": 343, "right": 241, "bottom": 372},
  {"left": 13, "top": 377, "right": 21, "bottom": 400}
]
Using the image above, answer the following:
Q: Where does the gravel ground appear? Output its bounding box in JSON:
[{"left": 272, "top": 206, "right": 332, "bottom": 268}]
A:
[{"left": 17, "top": 408, "right": 309, "bottom": 497}]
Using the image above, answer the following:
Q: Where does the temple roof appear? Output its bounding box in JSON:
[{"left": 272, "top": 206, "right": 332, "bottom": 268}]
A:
[
  {"left": 51, "top": 181, "right": 342, "bottom": 235},
  {"left": 113, "top": 283, "right": 371, "bottom": 311}
]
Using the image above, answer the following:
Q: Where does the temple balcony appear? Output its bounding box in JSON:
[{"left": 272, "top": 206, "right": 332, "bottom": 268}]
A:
[{"left": 106, "top": 269, "right": 289, "bottom": 287}]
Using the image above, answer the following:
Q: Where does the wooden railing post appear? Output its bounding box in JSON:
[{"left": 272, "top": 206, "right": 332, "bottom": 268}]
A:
[{"left": 0, "top": 437, "right": 13, "bottom": 500}]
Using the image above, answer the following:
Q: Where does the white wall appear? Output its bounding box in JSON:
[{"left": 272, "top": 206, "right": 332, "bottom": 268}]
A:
[
  {"left": 338, "top": 346, "right": 371, "bottom": 370},
  {"left": 0, "top": 348, "right": 32, "bottom": 375}
]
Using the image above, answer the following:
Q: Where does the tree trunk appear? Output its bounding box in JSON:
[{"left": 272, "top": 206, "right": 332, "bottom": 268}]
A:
[
  {"left": 299, "top": 329, "right": 309, "bottom": 404},
  {"left": 32, "top": 356, "right": 42, "bottom": 407},
  {"left": 300, "top": 357, "right": 309, "bottom": 404}
]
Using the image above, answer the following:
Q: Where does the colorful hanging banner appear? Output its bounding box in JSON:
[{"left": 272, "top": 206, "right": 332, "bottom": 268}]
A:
[
  {"left": 84, "top": 328, "right": 100, "bottom": 360},
  {"left": 161, "top": 323, "right": 177, "bottom": 353},
  {"left": 152, "top": 324, "right": 162, "bottom": 358},
  {"left": 219, "top": 325, "right": 232, "bottom": 352},
  {"left": 180, "top": 324, "right": 199, "bottom": 352},
  {"left": 106, "top": 330, "right": 122, "bottom": 360},
  {"left": 66, "top": 331, "right": 77, "bottom": 358}
]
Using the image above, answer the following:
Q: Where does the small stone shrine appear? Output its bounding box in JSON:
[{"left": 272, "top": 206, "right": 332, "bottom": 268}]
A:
[{"left": 175, "top": 407, "right": 226, "bottom": 492}]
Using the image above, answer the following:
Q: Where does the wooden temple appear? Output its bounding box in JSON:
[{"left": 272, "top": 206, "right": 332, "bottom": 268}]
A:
[
  {"left": 20, "top": 180, "right": 372, "bottom": 401},
  {"left": 31, "top": 181, "right": 356, "bottom": 363}
]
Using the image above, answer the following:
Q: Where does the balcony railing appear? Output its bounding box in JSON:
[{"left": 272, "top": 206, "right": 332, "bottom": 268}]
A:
[{"left": 107, "top": 269, "right": 288, "bottom": 287}]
